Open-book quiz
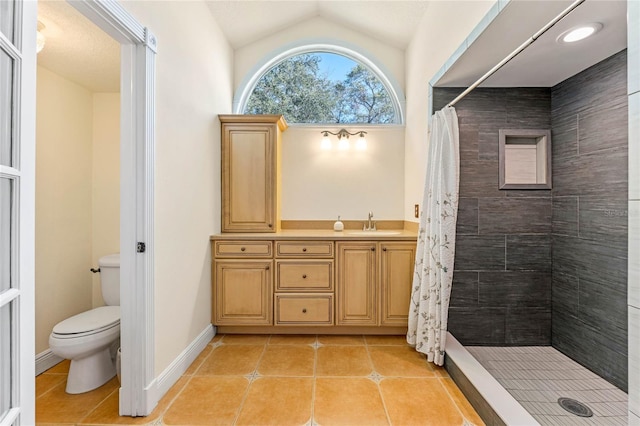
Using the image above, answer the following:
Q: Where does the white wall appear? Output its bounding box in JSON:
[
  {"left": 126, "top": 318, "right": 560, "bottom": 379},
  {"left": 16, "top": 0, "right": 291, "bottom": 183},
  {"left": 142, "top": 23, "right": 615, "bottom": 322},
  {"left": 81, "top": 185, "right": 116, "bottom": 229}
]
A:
[
  {"left": 120, "top": 1, "right": 234, "bottom": 376},
  {"left": 236, "top": 16, "right": 407, "bottom": 220},
  {"left": 91, "top": 93, "right": 120, "bottom": 307},
  {"left": 35, "top": 66, "right": 94, "bottom": 354},
  {"left": 282, "top": 126, "right": 404, "bottom": 220},
  {"left": 404, "top": 1, "right": 494, "bottom": 223}
]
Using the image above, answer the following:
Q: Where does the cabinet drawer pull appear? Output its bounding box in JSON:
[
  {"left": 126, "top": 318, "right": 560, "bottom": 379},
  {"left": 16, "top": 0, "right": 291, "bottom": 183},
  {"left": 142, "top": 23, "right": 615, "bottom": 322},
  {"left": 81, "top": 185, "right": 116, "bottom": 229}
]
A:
[
  {"left": 302, "top": 248, "right": 307, "bottom": 252},
  {"left": 302, "top": 274, "right": 307, "bottom": 279},
  {"left": 371, "top": 247, "right": 375, "bottom": 251},
  {"left": 383, "top": 248, "right": 387, "bottom": 251},
  {"left": 266, "top": 266, "right": 270, "bottom": 270},
  {"left": 302, "top": 308, "right": 307, "bottom": 313},
  {"left": 268, "top": 223, "right": 273, "bottom": 228},
  {"left": 240, "top": 247, "right": 246, "bottom": 252}
]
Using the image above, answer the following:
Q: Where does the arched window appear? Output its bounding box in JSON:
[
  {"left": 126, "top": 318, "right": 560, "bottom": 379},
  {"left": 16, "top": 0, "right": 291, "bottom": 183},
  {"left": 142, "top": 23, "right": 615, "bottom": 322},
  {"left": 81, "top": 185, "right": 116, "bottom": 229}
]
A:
[{"left": 239, "top": 49, "right": 403, "bottom": 125}]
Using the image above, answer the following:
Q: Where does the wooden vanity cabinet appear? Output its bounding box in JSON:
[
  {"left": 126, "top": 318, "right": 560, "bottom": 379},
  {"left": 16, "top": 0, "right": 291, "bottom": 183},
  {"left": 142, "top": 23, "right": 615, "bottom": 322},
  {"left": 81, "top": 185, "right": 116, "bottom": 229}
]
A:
[
  {"left": 212, "top": 240, "right": 273, "bottom": 325},
  {"left": 219, "top": 115, "right": 287, "bottom": 233},
  {"left": 336, "top": 241, "right": 416, "bottom": 327}
]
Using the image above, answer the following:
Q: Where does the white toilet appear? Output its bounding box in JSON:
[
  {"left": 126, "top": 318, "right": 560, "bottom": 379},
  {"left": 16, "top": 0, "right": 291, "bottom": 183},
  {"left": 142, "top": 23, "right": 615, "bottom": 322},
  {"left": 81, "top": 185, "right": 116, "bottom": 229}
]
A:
[{"left": 49, "top": 253, "right": 120, "bottom": 394}]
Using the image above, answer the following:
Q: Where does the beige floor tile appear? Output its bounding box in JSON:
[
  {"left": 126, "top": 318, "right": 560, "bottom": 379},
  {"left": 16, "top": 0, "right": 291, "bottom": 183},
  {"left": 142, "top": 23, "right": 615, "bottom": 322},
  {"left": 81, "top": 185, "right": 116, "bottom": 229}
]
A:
[
  {"left": 314, "top": 378, "right": 389, "bottom": 425},
  {"left": 257, "top": 345, "right": 315, "bottom": 376},
  {"left": 236, "top": 377, "right": 313, "bottom": 425},
  {"left": 36, "top": 374, "right": 66, "bottom": 398},
  {"left": 221, "top": 334, "right": 270, "bottom": 345},
  {"left": 163, "top": 376, "right": 248, "bottom": 425},
  {"left": 317, "top": 335, "right": 365, "bottom": 345},
  {"left": 368, "top": 345, "right": 435, "bottom": 377},
  {"left": 380, "top": 378, "right": 464, "bottom": 425},
  {"left": 268, "top": 334, "right": 317, "bottom": 345},
  {"left": 365, "top": 335, "right": 408, "bottom": 346},
  {"left": 79, "top": 376, "right": 189, "bottom": 425},
  {"left": 184, "top": 345, "right": 214, "bottom": 375},
  {"left": 433, "top": 364, "right": 450, "bottom": 378},
  {"left": 36, "top": 377, "right": 119, "bottom": 424},
  {"left": 210, "top": 334, "right": 224, "bottom": 343},
  {"left": 44, "top": 360, "right": 70, "bottom": 374},
  {"left": 196, "top": 344, "right": 264, "bottom": 376},
  {"left": 440, "top": 377, "right": 486, "bottom": 426},
  {"left": 316, "top": 346, "right": 373, "bottom": 376}
]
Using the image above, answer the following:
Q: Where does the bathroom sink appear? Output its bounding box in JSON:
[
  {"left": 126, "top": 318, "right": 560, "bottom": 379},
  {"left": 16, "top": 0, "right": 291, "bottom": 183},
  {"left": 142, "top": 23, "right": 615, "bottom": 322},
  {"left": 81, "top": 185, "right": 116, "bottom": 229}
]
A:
[{"left": 346, "top": 230, "right": 402, "bottom": 236}]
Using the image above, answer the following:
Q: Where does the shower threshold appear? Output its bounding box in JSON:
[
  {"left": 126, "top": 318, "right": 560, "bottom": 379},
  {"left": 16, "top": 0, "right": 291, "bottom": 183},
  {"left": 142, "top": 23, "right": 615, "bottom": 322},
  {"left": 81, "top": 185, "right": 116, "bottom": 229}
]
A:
[{"left": 444, "top": 333, "right": 628, "bottom": 425}]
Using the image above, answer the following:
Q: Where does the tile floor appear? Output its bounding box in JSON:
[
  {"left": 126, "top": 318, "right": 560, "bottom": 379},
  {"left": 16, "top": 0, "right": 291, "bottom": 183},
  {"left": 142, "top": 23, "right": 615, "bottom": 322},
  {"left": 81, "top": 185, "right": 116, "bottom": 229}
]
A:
[
  {"left": 36, "top": 334, "right": 485, "bottom": 425},
  {"left": 466, "top": 346, "right": 628, "bottom": 426}
]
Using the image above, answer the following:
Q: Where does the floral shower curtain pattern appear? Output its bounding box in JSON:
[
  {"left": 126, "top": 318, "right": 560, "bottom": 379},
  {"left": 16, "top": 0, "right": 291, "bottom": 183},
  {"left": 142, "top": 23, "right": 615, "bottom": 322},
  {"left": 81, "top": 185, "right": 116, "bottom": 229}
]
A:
[{"left": 407, "top": 106, "right": 460, "bottom": 366}]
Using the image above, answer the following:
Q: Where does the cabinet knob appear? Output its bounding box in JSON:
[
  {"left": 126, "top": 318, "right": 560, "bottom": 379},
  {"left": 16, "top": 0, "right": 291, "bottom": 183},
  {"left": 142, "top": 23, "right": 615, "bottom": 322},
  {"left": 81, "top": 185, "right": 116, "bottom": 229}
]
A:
[
  {"left": 383, "top": 248, "right": 387, "bottom": 251},
  {"left": 302, "top": 248, "right": 307, "bottom": 252},
  {"left": 302, "top": 308, "right": 307, "bottom": 313},
  {"left": 240, "top": 247, "right": 246, "bottom": 252},
  {"left": 268, "top": 223, "right": 273, "bottom": 228},
  {"left": 266, "top": 266, "right": 270, "bottom": 270},
  {"left": 302, "top": 274, "right": 307, "bottom": 279},
  {"left": 371, "top": 247, "right": 375, "bottom": 251}
]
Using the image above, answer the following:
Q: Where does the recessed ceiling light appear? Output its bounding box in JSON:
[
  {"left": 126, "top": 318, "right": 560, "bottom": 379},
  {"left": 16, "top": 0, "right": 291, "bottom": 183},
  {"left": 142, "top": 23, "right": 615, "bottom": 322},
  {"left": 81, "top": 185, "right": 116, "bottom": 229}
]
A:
[{"left": 558, "top": 23, "right": 603, "bottom": 44}]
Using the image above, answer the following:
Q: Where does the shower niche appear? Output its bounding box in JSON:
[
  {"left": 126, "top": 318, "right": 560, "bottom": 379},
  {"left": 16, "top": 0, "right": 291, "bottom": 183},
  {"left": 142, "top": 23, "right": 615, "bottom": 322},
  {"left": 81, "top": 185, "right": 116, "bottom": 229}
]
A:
[{"left": 499, "top": 128, "right": 551, "bottom": 189}]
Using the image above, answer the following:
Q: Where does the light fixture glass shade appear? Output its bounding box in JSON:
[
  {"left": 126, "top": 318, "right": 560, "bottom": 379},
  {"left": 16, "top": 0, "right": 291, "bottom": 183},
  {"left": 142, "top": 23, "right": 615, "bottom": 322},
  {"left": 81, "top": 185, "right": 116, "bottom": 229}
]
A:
[
  {"left": 36, "top": 30, "right": 45, "bottom": 53},
  {"left": 355, "top": 133, "right": 367, "bottom": 150},
  {"left": 338, "top": 135, "right": 350, "bottom": 150},
  {"left": 558, "top": 23, "right": 602, "bottom": 44},
  {"left": 321, "top": 134, "right": 332, "bottom": 150}
]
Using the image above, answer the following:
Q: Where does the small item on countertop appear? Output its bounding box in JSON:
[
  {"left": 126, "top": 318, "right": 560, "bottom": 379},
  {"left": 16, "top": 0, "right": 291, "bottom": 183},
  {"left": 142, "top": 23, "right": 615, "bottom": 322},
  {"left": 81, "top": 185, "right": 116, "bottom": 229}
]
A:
[{"left": 333, "top": 216, "right": 344, "bottom": 232}]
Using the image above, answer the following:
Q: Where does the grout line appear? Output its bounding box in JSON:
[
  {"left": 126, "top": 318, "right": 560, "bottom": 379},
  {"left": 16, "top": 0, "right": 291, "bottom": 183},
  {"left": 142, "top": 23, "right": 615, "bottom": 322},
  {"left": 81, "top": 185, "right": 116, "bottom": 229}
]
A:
[
  {"left": 77, "top": 380, "right": 120, "bottom": 424},
  {"left": 310, "top": 334, "right": 318, "bottom": 426},
  {"left": 231, "top": 335, "right": 270, "bottom": 425},
  {"left": 363, "top": 336, "right": 392, "bottom": 426}
]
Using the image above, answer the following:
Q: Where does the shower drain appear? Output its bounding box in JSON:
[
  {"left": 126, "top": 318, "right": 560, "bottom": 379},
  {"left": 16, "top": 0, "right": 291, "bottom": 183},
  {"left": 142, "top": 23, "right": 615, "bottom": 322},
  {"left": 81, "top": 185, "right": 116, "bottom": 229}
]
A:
[{"left": 557, "top": 397, "right": 594, "bottom": 417}]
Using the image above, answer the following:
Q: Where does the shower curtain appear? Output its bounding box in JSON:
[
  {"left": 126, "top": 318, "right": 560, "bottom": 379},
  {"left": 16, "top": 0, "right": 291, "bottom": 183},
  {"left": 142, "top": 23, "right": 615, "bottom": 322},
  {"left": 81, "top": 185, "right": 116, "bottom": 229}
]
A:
[{"left": 407, "top": 106, "right": 460, "bottom": 366}]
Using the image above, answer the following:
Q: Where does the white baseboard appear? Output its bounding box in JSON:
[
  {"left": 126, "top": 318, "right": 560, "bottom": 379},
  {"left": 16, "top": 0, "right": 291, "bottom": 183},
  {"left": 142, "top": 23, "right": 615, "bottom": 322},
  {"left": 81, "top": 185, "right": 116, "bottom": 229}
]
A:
[
  {"left": 154, "top": 324, "right": 215, "bottom": 399},
  {"left": 35, "top": 349, "right": 64, "bottom": 376}
]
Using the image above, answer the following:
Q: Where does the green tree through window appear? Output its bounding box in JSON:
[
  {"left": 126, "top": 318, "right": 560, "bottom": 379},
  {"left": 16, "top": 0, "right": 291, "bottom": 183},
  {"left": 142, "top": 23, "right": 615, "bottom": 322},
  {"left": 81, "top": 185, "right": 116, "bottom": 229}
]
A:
[{"left": 245, "top": 53, "right": 396, "bottom": 124}]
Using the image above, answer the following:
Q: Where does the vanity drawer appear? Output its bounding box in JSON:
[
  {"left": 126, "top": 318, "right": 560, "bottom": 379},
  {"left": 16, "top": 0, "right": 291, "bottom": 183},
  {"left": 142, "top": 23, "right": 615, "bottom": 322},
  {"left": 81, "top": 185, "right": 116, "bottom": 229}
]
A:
[
  {"left": 214, "top": 240, "right": 273, "bottom": 258},
  {"left": 275, "top": 241, "right": 334, "bottom": 258},
  {"left": 276, "top": 261, "right": 333, "bottom": 292},
  {"left": 275, "top": 294, "right": 333, "bottom": 325}
]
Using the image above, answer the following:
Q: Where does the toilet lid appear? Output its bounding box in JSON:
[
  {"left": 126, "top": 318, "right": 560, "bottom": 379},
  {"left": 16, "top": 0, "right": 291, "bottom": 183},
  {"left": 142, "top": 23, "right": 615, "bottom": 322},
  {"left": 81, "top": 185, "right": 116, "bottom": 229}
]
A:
[{"left": 53, "top": 306, "right": 120, "bottom": 335}]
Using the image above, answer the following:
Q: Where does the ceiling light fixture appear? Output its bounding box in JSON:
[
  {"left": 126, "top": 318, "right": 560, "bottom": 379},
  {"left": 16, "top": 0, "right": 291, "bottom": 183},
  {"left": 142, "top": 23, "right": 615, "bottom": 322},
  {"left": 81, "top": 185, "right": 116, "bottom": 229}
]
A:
[
  {"left": 320, "top": 129, "right": 367, "bottom": 151},
  {"left": 36, "top": 21, "right": 46, "bottom": 53},
  {"left": 558, "top": 23, "right": 602, "bottom": 44}
]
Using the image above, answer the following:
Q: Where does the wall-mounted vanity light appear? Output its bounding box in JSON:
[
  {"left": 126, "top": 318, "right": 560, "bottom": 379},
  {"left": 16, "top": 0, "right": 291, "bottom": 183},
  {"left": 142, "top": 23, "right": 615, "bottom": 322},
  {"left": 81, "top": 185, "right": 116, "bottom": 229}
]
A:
[{"left": 320, "top": 129, "right": 367, "bottom": 151}]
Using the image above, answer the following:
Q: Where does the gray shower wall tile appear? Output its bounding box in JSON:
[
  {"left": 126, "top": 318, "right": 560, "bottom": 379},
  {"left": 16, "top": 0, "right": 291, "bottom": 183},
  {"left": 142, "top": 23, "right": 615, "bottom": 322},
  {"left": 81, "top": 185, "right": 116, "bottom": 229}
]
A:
[
  {"left": 552, "top": 310, "right": 628, "bottom": 391},
  {"left": 551, "top": 146, "right": 628, "bottom": 197},
  {"left": 578, "top": 97, "right": 628, "bottom": 155},
  {"left": 552, "top": 234, "right": 627, "bottom": 287},
  {"left": 478, "top": 198, "right": 551, "bottom": 234},
  {"left": 578, "top": 196, "right": 628, "bottom": 247},
  {"left": 551, "top": 112, "right": 578, "bottom": 159},
  {"left": 459, "top": 129, "right": 479, "bottom": 161},
  {"left": 504, "top": 189, "right": 552, "bottom": 198},
  {"left": 454, "top": 235, "right": 505, "bottom": 270},
  {"left": 505, "top": 88, "right": 551, "bottom": 128},
  {"left": 551, "top": 265, "right": 579, "bottom": 317},
  {"left": 450, "top": 271, "right": 479, "bottom": 307},
  {"left": 506, "top": 235, "right": 551, "bottom": 271},
  {"left": 432, "top": 87, "right": 463, "bottom": 112},
  {"left": 578, "top": 274, "right": 628, "bottom": 334},
  {"left": 552, "top": 197, "right": 578, "bottom": 236},
  {"left": 505, "top": 307, "right": 551, "bottom": 345},
  {"left": 551, "top": 50, "right": 627, "bottom": 116},
  {"left": 478, "top": 271, "right": 551, "bottom": 307},
  {"left": 448, "top": 307, "right": 506, "bottom": 345},
  {"left": 459, "top": 159, "right": 503, "bottom": 198},
  {"left": 457, "top": 197, "right": 478, "bottom": 235}
]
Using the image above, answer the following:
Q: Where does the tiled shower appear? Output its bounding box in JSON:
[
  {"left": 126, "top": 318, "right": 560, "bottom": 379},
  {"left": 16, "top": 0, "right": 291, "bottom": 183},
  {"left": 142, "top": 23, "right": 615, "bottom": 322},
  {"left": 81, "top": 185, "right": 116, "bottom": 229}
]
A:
[{"left": 434, "top": 49, "right": 629, "bottom": 422}]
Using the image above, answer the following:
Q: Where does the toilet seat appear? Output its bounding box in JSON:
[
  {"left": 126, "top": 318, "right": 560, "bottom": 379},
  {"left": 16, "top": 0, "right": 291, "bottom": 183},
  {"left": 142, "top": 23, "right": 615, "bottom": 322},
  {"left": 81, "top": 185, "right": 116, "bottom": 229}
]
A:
[{"left": 52, "top": 306, "right": 120, "bottom": 339}]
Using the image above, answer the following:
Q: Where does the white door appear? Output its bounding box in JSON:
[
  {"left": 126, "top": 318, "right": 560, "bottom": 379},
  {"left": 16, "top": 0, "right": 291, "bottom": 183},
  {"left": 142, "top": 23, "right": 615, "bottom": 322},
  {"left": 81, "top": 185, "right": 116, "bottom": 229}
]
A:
[{"left": 1, "top": 1, "right": 37, "bottom": 425}]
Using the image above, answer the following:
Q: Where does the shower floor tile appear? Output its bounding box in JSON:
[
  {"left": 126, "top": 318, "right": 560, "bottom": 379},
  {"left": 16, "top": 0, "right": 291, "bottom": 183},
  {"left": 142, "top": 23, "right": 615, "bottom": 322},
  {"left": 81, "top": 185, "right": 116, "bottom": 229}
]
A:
[{"left": 466, "top": 346, "right": 628, "bottom": 426}]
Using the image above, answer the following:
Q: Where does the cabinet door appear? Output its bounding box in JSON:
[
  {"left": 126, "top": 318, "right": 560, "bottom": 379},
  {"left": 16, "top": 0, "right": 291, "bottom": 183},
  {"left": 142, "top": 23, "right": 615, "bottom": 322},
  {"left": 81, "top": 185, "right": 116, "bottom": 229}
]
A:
[
  {"left": 222, "top": 124, "right": 275, "bottom": 232},
  {"left": 380, "top": 242, "right": 416, "bottom": 326},
  {"left": 336, "top": 242, "right": 377, "bottom": 325},
  {"left": 213, "top": 260, "right": 273, "bottom": 325}
]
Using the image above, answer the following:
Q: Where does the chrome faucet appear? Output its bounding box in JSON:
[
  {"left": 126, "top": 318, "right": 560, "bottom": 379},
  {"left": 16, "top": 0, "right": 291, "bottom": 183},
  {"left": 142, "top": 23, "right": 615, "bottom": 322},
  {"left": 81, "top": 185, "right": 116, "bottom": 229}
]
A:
[{"left": 364, "top": 211, "right": 376, "bottom": 231}]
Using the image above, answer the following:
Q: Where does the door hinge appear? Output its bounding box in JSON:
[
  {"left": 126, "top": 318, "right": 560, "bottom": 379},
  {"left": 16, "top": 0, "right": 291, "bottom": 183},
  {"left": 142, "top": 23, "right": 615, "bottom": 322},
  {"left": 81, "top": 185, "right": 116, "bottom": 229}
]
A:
[{"left": 137, "top": 242, "right": 146, "bottom": 253}]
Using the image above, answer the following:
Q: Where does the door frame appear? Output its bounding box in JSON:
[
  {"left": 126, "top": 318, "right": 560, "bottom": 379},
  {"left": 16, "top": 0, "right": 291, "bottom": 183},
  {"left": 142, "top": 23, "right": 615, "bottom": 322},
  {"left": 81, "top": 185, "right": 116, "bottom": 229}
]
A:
[{"left": 67, "top": 0, "right": 157, "bottom": 416}]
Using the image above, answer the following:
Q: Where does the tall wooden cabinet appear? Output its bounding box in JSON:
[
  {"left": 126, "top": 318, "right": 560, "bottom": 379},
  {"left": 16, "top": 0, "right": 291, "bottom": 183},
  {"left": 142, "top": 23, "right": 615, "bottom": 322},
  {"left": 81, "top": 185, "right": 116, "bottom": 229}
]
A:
[{"left": 219, "top": 115, "right": 287, "bottom": 233}]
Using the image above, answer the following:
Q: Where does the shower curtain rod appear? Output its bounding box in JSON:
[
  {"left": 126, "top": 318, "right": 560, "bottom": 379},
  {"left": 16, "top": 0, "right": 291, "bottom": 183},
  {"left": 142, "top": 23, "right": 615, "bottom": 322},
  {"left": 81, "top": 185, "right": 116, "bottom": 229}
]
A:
[{"left": 446, "top": 0, "right": 587, "bottom": 108}]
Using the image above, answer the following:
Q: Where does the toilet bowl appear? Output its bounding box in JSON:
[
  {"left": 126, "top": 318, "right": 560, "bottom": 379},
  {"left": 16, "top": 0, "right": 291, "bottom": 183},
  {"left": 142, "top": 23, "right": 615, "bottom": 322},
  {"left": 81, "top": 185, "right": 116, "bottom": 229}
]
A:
[{"left": 49, "top": 254, "right": 120, "bottom": 394}]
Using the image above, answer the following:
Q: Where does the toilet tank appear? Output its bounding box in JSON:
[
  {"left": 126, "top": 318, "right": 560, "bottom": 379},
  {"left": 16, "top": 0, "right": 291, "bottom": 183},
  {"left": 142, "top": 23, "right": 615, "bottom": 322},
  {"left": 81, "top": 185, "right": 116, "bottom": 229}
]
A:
[{"left": 98, "top": 254, "right": 120, "bottom": 306}]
